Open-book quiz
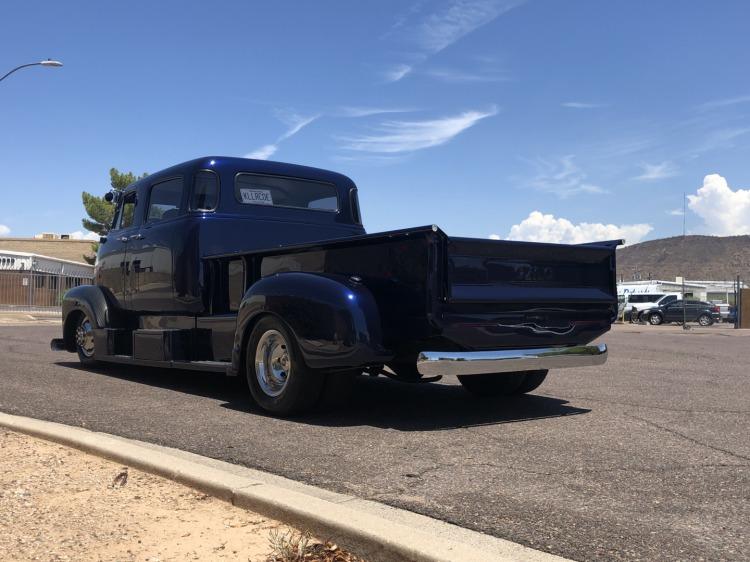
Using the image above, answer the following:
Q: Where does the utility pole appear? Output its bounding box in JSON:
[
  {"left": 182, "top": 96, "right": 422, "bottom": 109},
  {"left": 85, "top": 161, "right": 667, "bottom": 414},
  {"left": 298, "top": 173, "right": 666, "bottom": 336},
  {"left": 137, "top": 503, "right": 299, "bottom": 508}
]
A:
[{"left": 682, "top": 192, "right": 686, "bottom": 237}]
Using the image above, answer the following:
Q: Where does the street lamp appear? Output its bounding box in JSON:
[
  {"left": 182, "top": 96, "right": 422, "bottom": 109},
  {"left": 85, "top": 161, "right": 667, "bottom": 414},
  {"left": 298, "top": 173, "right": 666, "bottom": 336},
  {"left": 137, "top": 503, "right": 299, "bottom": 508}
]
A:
[{"left": 0, "top": 59, "right": 63, "bottom": 83}]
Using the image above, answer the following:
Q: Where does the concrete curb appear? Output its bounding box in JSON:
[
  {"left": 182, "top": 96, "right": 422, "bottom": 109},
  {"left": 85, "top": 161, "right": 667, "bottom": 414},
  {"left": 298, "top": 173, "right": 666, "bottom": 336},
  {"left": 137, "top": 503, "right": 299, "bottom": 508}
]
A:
[{"left": 0, "top": 412, "right": 572, "bottom": 562}]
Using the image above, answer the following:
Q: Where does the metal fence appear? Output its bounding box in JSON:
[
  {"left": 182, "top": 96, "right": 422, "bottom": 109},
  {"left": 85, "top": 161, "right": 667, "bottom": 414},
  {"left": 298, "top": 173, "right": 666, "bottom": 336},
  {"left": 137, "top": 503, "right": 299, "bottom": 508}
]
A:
[{"left": 0, "top": 270, "right": 93, "bottom": 313}]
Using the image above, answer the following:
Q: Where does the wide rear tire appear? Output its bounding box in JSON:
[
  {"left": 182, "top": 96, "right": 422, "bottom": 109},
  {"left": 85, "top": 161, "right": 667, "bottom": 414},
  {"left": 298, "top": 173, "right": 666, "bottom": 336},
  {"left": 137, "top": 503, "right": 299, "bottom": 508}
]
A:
[
  {"left": 512, "top": 370, "right": 549, "bottom": 394},
  {"left": 245, "top": 316, "right": 324, "bottom": 416},
  {"left": 457, "top": 372, "right": 526, "bottom": 397}
]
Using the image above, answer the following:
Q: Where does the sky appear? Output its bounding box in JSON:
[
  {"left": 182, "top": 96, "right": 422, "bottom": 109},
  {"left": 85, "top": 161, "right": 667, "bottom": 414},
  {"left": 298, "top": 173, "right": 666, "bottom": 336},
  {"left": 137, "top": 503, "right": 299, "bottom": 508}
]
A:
[{"left": 1, "top": 0, "right": 749, "bottom": 245}]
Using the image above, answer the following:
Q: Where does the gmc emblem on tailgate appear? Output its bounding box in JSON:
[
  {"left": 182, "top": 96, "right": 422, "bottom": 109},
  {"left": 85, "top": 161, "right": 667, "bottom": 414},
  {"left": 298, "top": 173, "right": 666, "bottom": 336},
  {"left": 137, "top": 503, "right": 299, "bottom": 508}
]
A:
[{"left": 513, "top": 264, "right": 554, "bottom": 283}]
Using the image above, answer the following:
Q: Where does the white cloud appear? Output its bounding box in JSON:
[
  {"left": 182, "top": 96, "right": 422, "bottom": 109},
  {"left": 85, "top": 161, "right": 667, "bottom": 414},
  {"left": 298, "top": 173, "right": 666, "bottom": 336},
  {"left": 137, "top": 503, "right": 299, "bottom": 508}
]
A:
[
  {"left": 667, "top": 208, "right": 684, "bottom": 216},
  {"left": 0, "top": 224, "right": 10, "bottom": 236},
  {"left": 245, "top": 144, "right": 277, "bottom": 160},
  {"left": 505, "top": 211, "right": 652, "bottom": 246},
  {"left": 687, "top": 174, "right": 750, "bottom": 235},
  {"left": 526, "top": 155, "right": 606, "bottom": 199},
  {"left": 245, "top": 111, "right": 319, "bottom": 160},
  {"left": 488, "top": 233, "right": 501, "bottom": 240},
  {"left": 561, "top": 102, "right": 605, "bottom": 109},
  {"left": 634, "top": 161, "right": 678, "bottom": 181},
  {"left": 340, "top": 107, "right": 496, "bottom": 153},
  {"left": 383, "top": 64, "right": 413, "bottom": 83},
  {"left": 68, "top": 230, "right": 99, "bottom": 241}
]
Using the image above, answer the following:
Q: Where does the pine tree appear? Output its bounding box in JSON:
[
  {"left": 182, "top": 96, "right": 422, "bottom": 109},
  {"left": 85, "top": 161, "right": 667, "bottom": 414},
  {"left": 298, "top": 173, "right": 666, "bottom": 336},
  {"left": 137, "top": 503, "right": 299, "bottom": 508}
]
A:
[{"left": 81, "top": 168, "right": 147, "bottom": 264}]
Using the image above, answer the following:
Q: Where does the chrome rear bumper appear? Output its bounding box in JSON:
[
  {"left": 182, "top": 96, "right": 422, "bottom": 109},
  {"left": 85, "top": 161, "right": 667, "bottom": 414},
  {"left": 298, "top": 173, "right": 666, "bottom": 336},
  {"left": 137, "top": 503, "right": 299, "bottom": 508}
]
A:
[{"left": 416, "top": 343, "right": 607, "bottom": 377}]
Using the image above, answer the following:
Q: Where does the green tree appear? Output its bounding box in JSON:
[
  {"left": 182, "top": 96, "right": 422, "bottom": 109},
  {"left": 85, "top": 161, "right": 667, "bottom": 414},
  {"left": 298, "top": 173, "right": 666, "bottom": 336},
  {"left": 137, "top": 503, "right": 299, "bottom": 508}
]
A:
[{"left": 81, "top": 168, "right": 147, "bottom": 264}]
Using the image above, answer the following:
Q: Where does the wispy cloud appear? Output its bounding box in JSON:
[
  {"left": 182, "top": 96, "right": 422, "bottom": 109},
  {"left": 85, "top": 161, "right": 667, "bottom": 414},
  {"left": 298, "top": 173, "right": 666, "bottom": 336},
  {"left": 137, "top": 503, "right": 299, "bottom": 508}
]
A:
[
  {"left": 414, "top": 0, "right": 524, "bottom": 54},
  {"left": 245, "top": 111, "right": 319, "bottom": 160},
  {"left": 525, "top": 155, "right": 606, "bottom": 199},
  {"left": 561, "top": 101, "right": 606, "bottom": 109},
  {"left": 693, "top": 127, "right": 750, "bottom": 155},
  {"left": 336, "top": 106, "right": 416, "bottom": 118},
  {"left": 383, "top": 64, "right": 413, "bottom": 83},
  {"left": 424, "top": 67, "right": 509, "bottom": 83},
  {"left": 634, "top": 161, "right": 678, "bottom": 181},
  {"left": 696, "top": 94, "right": 750, "bottom": 111},
  {"left": 382, "top": 0, "right": 525, "bottom": 81},
  {"left": 340, "top": 107, "right": 497, "bottom": 153},
  {"left": 666, "top": 208, "right": 684, "bottom": 216}
]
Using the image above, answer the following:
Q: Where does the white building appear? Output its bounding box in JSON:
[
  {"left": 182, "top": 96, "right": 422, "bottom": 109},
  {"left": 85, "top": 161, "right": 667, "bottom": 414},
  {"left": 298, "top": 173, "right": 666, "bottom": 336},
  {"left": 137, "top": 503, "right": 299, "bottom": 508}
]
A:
[
  {"left": 0, "top": 249, "right": 93, "bottom": 277},
  {"left": 618, "top": 278, "right": 746, "bottom": 304}
]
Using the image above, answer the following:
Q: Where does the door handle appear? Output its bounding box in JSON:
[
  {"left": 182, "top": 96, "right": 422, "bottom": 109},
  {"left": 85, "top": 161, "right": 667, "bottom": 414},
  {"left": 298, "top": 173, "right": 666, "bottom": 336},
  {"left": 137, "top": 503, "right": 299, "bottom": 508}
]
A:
[
  {"left": 130, "top": 233, "right": 145, "bottom": 241},
  {"left": 118, "top": 236, "right": 129, "bottom": 243}
]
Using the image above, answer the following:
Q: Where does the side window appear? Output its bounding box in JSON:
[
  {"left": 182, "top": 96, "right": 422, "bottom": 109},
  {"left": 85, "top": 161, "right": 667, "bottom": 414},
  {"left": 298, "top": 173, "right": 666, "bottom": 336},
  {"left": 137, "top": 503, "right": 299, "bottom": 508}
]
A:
[
  {"left": 147, "top": 178, "right": 184, "bottom": 223},
  {"left": 117, "top": 192, "right": 137, "bottom": 230},
  {"left": 192, "top": 170, "right": 219, "bottom": 211}
]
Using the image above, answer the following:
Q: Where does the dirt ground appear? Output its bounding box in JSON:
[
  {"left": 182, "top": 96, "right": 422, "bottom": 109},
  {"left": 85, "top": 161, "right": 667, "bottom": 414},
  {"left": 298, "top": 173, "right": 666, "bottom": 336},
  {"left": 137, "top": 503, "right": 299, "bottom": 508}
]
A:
[{"left": 0, "top": 429, "right": 291, "bottom": 562}]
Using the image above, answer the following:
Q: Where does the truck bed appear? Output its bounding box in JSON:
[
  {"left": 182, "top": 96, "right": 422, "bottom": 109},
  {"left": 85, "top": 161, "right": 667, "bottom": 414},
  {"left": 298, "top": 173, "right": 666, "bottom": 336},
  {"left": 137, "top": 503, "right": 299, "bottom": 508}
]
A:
[{"left": 204, "top": 225, "right": 618, "bottom": 361}]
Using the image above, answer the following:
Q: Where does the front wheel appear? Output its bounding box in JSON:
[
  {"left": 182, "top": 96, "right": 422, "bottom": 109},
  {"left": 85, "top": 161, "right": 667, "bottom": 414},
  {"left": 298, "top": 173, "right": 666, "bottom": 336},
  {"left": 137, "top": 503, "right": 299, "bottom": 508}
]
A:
[
  {"left": 245, "top": 316, "right": 325, "bottom": 416},
  {"left": 74, "top": 312, "right": 98, "bottom": 366},
  {"left": 649, "top": 313, "right": 663, "bottom": 325}
]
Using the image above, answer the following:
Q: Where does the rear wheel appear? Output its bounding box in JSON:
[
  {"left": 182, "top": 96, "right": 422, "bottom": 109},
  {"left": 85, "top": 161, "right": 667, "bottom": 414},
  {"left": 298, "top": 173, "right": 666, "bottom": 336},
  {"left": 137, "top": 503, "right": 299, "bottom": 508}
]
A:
[
  {"left": 457, "top": 372, "right": 526, "bottom": 397},
  {"left": 245, "top": 316, "right": 325, "bottom": 416},
  {"left": 74, "top": 312, "right": 98, "bottom": 366},
  {"left": 698, "top": 313, "right": 713, "bottom": 326},
  {"left": 512, "top": 370, "right": 549, "bottom": 394}
]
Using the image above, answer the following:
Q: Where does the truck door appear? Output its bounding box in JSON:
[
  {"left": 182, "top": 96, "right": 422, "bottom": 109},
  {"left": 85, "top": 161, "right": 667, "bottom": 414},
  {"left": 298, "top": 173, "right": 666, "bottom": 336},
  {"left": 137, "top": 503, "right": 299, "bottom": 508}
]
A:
[
  {"left": 127, "top": 177, "right": 185, "bottom": 312},
  {"left": 96, "top": 190, "right": 138, "bottom": 306}
]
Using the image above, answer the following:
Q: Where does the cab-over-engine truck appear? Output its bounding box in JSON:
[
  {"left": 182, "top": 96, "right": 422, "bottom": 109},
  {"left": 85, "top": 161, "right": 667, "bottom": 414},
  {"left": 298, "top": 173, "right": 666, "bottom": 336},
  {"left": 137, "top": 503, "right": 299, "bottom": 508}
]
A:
[{"left": 52, "top": 157, "right": 617, "bottom": 416}]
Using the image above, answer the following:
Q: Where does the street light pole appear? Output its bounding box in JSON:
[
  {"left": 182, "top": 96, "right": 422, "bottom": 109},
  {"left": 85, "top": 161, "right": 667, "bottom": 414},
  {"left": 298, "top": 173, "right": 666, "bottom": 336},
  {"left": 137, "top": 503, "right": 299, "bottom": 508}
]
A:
[{"left": 0, "top": 59, "right": 63, "bottom": 83}]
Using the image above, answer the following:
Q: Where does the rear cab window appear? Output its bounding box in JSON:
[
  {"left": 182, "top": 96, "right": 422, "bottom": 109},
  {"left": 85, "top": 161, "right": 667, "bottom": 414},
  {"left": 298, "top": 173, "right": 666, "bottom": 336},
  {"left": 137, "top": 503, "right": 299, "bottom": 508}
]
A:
[{"left": 234, "top": 173, "right": 338, "bottom": 212}]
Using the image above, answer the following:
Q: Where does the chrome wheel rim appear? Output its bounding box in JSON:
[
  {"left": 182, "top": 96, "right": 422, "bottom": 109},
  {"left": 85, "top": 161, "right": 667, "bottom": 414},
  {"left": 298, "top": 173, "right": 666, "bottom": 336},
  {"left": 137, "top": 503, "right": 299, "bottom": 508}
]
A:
[
  {"left": 650, "top": 315, "right": 660, "bottom": 325},
  {"left": 255, "top": 329, "right": 291, "bottom": 397},
  {"left": 699, "top": 315, "right": 710, "bottom": 326},
  {"left": 75, "top": 316, "right": 95, "bottom": 358}
]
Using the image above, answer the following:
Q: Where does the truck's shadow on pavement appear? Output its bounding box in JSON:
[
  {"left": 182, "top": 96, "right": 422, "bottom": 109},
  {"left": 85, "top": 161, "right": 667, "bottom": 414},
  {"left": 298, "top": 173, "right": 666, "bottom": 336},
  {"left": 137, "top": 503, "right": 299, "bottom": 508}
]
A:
[{"left": 55, "top": 362, "right": 590, "bottom": 431}]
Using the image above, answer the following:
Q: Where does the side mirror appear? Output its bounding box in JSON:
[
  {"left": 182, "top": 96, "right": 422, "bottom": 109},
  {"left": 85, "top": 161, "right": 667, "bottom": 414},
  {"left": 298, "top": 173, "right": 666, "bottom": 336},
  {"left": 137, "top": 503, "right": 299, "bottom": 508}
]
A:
[
  {"left": 99, "top": 236, "right": 108, "bottom": 244},
  {"left": 104, "top": 191, "right": 115, "bottom": 203}
]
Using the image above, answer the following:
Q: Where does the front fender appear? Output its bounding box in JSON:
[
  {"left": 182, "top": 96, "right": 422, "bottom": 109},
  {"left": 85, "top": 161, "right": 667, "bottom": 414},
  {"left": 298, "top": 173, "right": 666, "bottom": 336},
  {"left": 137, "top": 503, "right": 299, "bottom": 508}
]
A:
[
  {"left": 60, "top": 285, "right": 120, "bottom": 352},
  {"left": 231, "top": 272, "right": 392, "bottom": 373}
]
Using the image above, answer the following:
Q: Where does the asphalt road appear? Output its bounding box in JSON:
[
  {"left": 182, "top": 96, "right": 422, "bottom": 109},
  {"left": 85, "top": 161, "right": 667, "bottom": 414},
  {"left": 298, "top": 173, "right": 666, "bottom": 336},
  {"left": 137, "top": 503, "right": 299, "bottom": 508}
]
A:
[{"left": 1, "top": 323, "right": 747, "bottom": 562}]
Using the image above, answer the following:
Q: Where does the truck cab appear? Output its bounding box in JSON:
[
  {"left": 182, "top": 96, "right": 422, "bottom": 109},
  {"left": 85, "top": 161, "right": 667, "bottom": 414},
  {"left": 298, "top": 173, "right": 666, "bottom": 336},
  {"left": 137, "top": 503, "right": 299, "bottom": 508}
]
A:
[{"left": 54, "top": 156, "right": 616, "bottom": 416}]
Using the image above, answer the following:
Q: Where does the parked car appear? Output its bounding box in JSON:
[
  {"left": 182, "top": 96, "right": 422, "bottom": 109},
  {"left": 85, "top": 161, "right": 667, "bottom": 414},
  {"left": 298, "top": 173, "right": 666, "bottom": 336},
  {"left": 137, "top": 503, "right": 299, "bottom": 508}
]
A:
[
  {"left": 624, "top": 293, "right": 680, "bottom": 321},
  {"left": 644, "top": 300, "right": 721, "bottom": 326},
  {"left": 51, "top": 156, "right": 618, "bottom": 416},
  {"left": 715, "top": 303, "right": 736, "bottom": 323}
]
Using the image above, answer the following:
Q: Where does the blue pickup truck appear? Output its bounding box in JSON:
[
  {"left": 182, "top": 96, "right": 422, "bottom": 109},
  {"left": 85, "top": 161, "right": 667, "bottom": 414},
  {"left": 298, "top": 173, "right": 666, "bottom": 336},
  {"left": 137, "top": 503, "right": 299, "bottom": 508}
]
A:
[{"left": 52, "top": 157, "right": 616, "bottom": 415}]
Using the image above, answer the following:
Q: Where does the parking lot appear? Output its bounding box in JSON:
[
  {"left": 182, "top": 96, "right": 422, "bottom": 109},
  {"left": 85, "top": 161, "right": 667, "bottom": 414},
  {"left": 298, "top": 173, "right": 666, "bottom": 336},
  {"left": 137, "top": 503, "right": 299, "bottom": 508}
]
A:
[{"left": 0, "top": 322, "right": 748, "bottom": 562}]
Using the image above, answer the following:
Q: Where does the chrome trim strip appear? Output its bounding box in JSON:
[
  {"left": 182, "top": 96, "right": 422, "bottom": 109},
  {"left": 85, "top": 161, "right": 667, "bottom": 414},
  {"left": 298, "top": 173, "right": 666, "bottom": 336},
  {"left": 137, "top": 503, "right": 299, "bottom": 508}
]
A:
[{"left": 416, "top": 344, "right": 607, "bottom": 377}]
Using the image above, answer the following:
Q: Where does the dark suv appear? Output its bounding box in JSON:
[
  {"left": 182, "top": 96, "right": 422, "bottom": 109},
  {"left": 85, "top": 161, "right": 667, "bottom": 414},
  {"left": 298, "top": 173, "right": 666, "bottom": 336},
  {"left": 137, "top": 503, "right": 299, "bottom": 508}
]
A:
[{"left": 644, "top": 300, "right": 721, "bottom": 326}]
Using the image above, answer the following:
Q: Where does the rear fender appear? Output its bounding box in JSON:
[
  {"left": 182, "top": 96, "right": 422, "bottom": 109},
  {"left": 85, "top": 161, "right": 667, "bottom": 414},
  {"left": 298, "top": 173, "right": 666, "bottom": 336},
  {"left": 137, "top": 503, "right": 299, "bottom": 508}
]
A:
[{"left": 231, "top": 272, "right": 392, "bottom": 374}]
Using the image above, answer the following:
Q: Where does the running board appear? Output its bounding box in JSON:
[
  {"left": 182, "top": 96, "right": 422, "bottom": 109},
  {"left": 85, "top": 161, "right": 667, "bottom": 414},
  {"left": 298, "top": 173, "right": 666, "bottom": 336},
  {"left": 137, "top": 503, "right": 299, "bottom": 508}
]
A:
[{"left": 98, "top": 354, "right": 231, "bottom": 374}]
